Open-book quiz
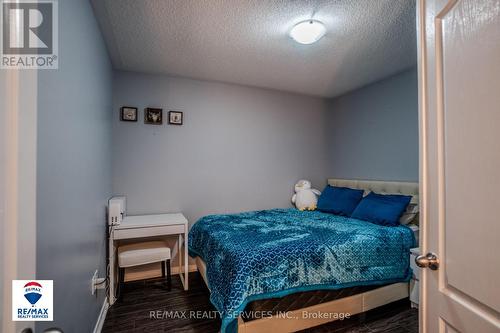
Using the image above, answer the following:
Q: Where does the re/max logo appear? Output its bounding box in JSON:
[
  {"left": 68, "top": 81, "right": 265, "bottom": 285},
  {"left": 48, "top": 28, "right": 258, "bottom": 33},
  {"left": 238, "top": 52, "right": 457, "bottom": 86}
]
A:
[
  {"left": 17, "top": 307, "right": 50, "bottom": 319},
  {"left": 18, "top": 308, "right": 49, "bottom": 315},
  {"left": 12, "top": 280, "right": 53, "bottom": 321}
]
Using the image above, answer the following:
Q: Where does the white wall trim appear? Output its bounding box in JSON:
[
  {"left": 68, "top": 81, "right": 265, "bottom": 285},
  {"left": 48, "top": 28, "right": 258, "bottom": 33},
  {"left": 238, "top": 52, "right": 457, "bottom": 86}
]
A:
[
  {"left": 93, "top": 297, "right": 109, "bottom": 333},
  {"left": 1, "top": 68, "right": 38, "bottom": 333}
]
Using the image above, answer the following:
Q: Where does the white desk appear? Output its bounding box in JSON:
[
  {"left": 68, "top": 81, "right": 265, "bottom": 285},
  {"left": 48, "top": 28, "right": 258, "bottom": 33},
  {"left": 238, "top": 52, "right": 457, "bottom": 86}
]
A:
[{"left": 108, "top": 213, "right": 189, "bottom": 305}]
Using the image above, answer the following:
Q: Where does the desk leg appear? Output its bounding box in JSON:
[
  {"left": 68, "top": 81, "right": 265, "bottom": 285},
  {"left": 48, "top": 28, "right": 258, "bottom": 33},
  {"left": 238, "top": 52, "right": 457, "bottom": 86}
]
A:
[
  {"left": 109, "top": 231, "right": 116, "bottom": 305},
  {"left": 178, "top": 233, "right": 189, "bottom": 290},
  {"left": 184, "top": 231, "right": 189, "bottom": 290}
]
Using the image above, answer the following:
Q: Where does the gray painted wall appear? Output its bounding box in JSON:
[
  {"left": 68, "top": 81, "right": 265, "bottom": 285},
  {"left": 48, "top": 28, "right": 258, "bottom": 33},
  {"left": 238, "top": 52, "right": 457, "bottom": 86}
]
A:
[
  {"left": 36, "top": 0, "right": 112, "bottom": 331},
  {"left": 326, "top": 68, "right": 418, "bottom": 181},
  {"left": 112, "top": 71, "right": 329, "bottom": 224}
]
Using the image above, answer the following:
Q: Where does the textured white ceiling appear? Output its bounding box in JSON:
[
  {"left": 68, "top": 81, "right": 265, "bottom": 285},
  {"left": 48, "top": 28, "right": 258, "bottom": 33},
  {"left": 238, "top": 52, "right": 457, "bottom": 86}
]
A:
[{"left": 91, "top": 0, "right": 416, "bottom": 98}]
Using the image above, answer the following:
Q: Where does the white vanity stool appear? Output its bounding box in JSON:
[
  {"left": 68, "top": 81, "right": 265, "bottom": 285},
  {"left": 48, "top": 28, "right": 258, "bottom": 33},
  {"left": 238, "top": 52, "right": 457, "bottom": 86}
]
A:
[{"left": 117, "top": 241, "right": 172, "bottom": 301}]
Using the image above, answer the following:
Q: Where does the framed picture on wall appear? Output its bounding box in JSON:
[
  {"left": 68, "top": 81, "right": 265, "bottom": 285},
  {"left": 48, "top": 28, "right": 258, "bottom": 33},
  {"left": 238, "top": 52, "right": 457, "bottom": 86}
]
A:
[
  {"left": 168, "top": 111, "right": 183, "bottom": 125},
  {"left": 120, "top": 106, "right": 138, "bottom": 122},
  {"left": 144, "top": 108, "right": 163, "bottom": 125}
]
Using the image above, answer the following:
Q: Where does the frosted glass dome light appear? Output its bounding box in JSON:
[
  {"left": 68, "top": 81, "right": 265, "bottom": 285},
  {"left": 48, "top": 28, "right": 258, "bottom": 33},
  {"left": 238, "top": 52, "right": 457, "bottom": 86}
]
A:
[{"left": 289, "top": 20, "right": 326, "bottom": 45}]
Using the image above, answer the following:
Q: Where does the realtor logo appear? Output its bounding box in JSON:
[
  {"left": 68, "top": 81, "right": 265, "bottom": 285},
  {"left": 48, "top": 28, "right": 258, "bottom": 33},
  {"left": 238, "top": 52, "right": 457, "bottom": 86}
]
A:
[
  {"left": 1, "top": 0, "right": 58, "bottom": 68},
  {"left": 12, "top": 280, "right": 53, "bottom": 321}
]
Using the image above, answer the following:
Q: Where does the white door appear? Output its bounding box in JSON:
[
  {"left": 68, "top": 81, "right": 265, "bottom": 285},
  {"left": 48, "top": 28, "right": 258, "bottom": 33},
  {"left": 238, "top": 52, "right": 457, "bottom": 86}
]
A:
[{"left": 417, "top": 0, "right": 500, "bottom": 332}]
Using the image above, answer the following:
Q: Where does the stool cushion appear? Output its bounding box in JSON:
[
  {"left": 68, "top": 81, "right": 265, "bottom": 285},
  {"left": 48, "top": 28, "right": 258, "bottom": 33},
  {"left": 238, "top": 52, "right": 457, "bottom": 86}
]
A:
[{"left": 118, "top": 241, "right": 171, "bottom": 268}]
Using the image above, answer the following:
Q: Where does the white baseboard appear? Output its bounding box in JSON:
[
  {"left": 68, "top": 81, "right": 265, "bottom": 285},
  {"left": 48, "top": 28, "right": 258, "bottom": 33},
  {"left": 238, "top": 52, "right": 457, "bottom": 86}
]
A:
[{"left": 93, "top": 297, "right": 109, "bottom": 333}]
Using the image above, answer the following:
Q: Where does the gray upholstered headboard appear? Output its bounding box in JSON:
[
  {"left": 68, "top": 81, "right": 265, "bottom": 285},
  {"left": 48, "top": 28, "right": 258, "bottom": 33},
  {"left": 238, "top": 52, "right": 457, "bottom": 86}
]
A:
[
  {"left": 327, "top": 178, "right": 420, "bottom": 240},
  {"left": 327, "top": 178, "right": 419, "bottom": 204}
]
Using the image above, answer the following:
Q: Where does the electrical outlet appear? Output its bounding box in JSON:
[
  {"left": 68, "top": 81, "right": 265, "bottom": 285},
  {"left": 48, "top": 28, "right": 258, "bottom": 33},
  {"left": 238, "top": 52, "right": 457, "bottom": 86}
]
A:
[
  {"left": 91, "top": 270, "right": 98, "bottom": 295},
  {"left": 92, "top": 270, "right": 107, "bottom": 295}
]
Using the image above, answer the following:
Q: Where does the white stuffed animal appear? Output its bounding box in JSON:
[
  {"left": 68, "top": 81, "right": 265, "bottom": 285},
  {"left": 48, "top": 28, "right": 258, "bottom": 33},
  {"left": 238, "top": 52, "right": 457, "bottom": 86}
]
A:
[{"left": 291, "top": 180, "right": 321, "bottom": 211}]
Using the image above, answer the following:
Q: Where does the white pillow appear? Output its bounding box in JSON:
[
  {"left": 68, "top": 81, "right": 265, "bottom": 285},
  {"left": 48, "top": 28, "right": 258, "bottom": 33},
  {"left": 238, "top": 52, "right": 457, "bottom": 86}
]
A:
[{"left": 399, "top": 203, "right": 419, "bottom": 225}]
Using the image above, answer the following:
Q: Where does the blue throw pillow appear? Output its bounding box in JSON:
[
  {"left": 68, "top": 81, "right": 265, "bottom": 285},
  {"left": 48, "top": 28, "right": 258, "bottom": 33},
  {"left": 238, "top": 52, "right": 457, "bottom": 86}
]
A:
[
  {"left": 317, "top": 185, "right": 364, "bottom": 216},
  {"left": 351, "top": 192, "right": 412, "bottom": 226}
]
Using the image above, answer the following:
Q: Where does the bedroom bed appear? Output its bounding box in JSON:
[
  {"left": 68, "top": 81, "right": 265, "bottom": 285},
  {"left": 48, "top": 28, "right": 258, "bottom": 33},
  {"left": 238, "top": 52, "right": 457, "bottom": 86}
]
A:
[{"left": 188, "top": 179, "right": 419, "bottom": 333}]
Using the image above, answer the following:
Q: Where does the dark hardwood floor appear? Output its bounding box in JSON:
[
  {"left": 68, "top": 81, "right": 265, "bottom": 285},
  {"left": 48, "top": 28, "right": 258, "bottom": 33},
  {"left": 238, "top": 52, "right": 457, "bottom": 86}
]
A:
[{"left": 103, "top": 272, "right": 418, "bottom": 333}]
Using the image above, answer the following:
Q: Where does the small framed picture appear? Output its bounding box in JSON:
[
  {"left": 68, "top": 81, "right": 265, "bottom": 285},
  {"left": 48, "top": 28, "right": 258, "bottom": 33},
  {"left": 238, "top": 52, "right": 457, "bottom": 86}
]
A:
[
  {"left": 120, "top": 106, "right": 137, "bottom": 122},
  {"left": 144, "top": 108, "right": 163, "bottom": 125},
  {"left": 168, "top": 111, "right": 183, "bottom": 125}
]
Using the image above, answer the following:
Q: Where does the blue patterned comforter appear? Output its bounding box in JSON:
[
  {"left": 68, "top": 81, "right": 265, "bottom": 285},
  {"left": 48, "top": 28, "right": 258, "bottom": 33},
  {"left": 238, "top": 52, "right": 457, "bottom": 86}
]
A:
[{"left": 188, "top": 209, "right": 415, "bottom": 332}]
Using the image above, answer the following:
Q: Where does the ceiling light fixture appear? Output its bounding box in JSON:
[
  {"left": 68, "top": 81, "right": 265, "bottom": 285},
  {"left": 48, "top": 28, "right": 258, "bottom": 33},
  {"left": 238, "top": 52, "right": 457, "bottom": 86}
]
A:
[{"left": 289, "top": 20, "right": 326, "bottom": 45}]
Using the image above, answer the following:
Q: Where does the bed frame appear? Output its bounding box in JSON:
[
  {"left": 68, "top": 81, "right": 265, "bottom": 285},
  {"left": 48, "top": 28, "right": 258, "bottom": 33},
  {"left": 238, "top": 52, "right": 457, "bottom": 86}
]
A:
[{"left": 195, "top": 178, "right": 419, "bottom": 333}]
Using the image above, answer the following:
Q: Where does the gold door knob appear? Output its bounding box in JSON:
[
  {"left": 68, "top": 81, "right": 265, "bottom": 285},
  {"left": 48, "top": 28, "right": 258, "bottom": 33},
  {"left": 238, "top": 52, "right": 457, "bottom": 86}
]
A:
[{"left": 415, "top": 252, "right": 439, "bottom": 270}]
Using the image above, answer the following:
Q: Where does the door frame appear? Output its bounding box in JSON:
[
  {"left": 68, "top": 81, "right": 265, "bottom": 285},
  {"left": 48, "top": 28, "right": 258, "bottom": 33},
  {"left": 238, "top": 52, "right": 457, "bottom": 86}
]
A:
[{"left": 1, "top": 68, "right": 38, "bottom": 332}]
